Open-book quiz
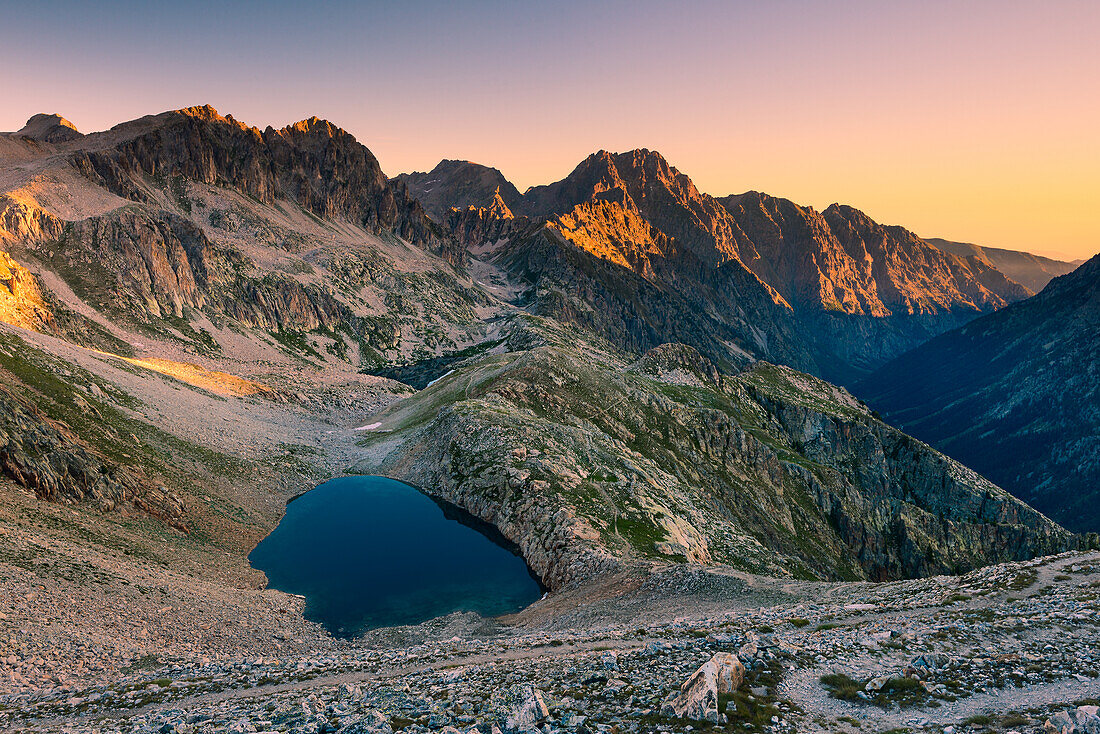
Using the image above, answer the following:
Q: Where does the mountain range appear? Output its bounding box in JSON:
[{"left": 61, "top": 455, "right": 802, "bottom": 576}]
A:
[
  {"left": 0, "top": 104, "right": 1092, "bottom": 596},
  {"left": 924, "top": 237, "right": 1080, "bottom": 293},
  {"left": 400, "top": 151, "right": 1074, "bottom": 386}
]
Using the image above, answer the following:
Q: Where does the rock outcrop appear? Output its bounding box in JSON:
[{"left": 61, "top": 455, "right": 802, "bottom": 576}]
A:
[
  {"left": 661, "top": 653, "right": 745, "bottom": 722},
  {"left": 0, "top": 250, "right": 55, "bottom": 331},
  {"left": 0, "top": 385, "right": 185, "bottom": 528}
]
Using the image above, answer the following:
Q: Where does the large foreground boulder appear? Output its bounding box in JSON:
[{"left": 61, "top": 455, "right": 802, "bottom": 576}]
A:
[
  {"left": 1046, "top": 706, "right": 1100, "bottom": 734},
  {"left": 661, "top": 652, "right": 745, "bottom": 722},
  {"left": 488, "top": 683, "right": 549, "bottom": 732}
]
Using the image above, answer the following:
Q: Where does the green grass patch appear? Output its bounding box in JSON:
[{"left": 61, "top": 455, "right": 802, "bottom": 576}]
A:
[{"left": 821, "top": 673, "right": 864, "bottom": 701}]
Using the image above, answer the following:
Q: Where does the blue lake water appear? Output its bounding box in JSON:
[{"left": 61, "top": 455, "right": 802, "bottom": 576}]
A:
[{"left": 249, "top": 475, "right": 544, "bottom": 637}]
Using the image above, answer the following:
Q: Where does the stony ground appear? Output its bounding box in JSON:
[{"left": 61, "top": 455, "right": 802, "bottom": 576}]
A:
[
  {"left": 0, "top": 323, "right": 1096, "bottom": 734},
  {"left": 0, "top": 548, "right": 1096, "bottom": 734}
]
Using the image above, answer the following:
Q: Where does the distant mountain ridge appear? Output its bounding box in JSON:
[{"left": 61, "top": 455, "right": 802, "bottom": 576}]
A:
[
  {"left": 416, "top": 151, "right": 1035, "bottom": 383},
  {"left": 395, "top": 160, "right": 524, "bottom": 222},
  {"left": 924, "top": 237, "right": 1079, "bottom": 292},
  {"left": 858, "top": 252, "right": 1100, "bottom": 533}
]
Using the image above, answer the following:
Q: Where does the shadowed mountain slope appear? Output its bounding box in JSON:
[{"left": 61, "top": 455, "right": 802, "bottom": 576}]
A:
[{"left": 858, "top": 253, "right": 1100, "bottom": 533}]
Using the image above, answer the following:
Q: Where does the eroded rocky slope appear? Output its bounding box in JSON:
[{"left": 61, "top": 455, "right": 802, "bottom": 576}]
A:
[{"left": 354, "top": 319, "right": 1076, "bottom": 590}]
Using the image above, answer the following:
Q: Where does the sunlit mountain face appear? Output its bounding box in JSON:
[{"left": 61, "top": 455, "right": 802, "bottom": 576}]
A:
[{"left": 404, "top": 151, "right": 1051, "bottom": 385}]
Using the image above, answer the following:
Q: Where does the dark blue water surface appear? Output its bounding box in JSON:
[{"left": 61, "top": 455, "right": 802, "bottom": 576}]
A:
[{"left": 249, "top": 476, "right": 544, "bottom": 637}]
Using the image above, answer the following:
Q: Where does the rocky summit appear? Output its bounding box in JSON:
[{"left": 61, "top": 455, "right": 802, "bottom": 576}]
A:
[
  {"left": 413, "top": 151, "right": 1052, "bottom": 384},
  {"left": 0, "top": 107, "right": 1095, "bottom": 734}
]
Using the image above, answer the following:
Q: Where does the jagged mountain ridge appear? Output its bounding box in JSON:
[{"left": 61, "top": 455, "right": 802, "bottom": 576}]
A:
[
  {"left": 65, "top": 105, "right": 458, "bottom": 263},
  {"left": 414, "top": 151, "right": 1032, "bottom": 382},
  {"left": 924, "top": 236, "right": 1080, "bottom": 293},
  {"left": 0, "top": 107, "right": 497, "bottom": 371},
  {"left": 858, "top": 253, "right": 1100, "bottom": 533},
  {"left": 394, "top": 159, "right": 524, "bottom": 223}
]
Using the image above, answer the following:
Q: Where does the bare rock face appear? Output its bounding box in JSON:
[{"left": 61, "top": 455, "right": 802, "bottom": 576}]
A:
[
  {"left": 0, "top": 385, "right": 186, "bottom": 529},
  {"left": 0, "top": 250, "right": 55, "bottom": 331},
  {"left": 821, "top": 203, "right": 1028, "bottom": 314},
  {"left": 445, "top": 205, "right": 531, "bottom": 249},
  {"left": 45, "top": 207, "right": 401, "bottom": 350},
  {"left": 711, "top": 652, "right": 746, "bottom": 694},
  {"left": 487, "top": 684, "right": 549, "bottom": 732},
  {"left": 66, "top": 106, "right": 462, "bottom": 265},
  {"left": 0, "top": 195, "right": 65, "bottom": 244},
  {"left": 661, "top": 653, "right": 745, "bottom": 722}
]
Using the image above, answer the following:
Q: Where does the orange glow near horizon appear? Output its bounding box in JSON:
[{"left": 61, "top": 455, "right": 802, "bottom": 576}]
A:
[{"left": 2, "top": 0, "right": 1097, "bottom": 261}]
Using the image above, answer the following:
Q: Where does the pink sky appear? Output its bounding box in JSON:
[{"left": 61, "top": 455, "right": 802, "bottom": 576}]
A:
[{"left": 3, "top": 0, "right": 1097, "bottom": 260}]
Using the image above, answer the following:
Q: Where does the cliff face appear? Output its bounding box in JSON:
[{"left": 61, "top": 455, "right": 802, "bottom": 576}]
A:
[
  {"left": 355, "top": 320, "right": 1076, "bottom": 590},
  {"left": 821, "top": 205, "right": 1028, "bottom": 314},
  {"left": 719, "top": 194, "right": 1027, "bottom": 316},
  {"left": 858, "top": 253, "right": 1100, "bottom": 533},
  {"left": 417, "top": 152, "right": 1031, "bottom": 382},
  {"left": 67, "top": 106, "right": 457, "bottom": 260},
  {"left": 48, "top": 208, "right": 369, "bottom": 336}
]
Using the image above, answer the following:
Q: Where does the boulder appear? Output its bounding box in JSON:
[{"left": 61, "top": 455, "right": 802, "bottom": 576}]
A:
[
  {"left": 1044, "top": 709, "right": 1100, "bottom": 734},
  {"left": 713, "top": 652, "right": 746, "bottom": 693},
  {"left": 489, "top": 684, "right": 549, "bottom": 732},
  {"left": 661, "top": 653, "right": 745, "bottom": 722}
]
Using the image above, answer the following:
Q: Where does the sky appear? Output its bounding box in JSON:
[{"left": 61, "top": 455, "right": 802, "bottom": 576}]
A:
[{"left": 2, "top": 0, "right": 1097, "bottom": 260}]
